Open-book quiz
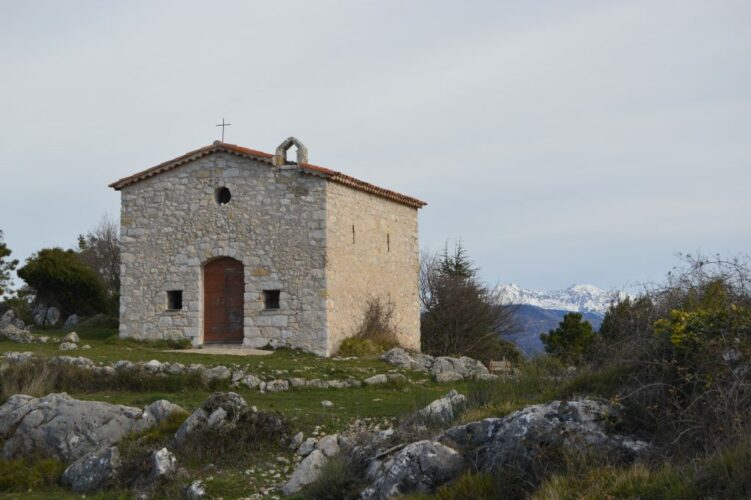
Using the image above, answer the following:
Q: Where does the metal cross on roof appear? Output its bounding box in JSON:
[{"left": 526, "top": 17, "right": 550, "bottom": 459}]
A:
[{"left": 216, "top": 118, "right": 232, "bottom": 142}]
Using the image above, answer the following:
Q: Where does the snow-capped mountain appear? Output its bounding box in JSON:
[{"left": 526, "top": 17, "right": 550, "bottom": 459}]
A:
[{"left": 497, "top": 283, "right": 620, "bottom": 316}]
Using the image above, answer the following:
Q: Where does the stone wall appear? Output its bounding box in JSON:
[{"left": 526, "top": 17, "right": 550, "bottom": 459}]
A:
[
  {"left": 118, "top": 153, "right": 330, "bottom": 354},
  {"left": 325, "top": 182, "right": 421, "bottom": 354}
]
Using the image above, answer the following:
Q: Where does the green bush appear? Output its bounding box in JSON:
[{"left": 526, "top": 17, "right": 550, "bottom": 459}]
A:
[
  {"left": 337, "top": 337, "right": 397, "bottom": 357},
  {"left": 336, "top": 298, "right": 401, "bottom": 357},
  {"left": 17, "top": 247, "right": 108, "bottom": 317},
  {"left": 540, "top": 312, "right": 595, "bottom": 365}
]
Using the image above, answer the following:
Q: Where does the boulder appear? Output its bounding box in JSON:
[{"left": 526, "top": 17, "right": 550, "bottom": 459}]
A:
[
  {"left": 113, "top": 360, "right": 135, "bottom": 371},
  {"left": 59, "top": 342, "right": 79, "bottom": 351},
  {"left": 1, "top": 309, "right": 16, "bottom": 325},
  {"left": 320, "top": 400, "right": 334, "bottom": 408},
  {"left": 148, "top": 447, "right": 177, "bottom": 481},
  {"left": 45, "top": 307, "right": 61, "bottom": 326},
  {"left": 204, "top": 365, "right": 231, "bottom": 381},
  {"left": 439, "top": 399, "right": 649, "bottom": 473},
  {"left": 414, "top": 390, "right": 467, "bottom": 425},
  {"left": 144, "top": 359, "right": 163, "bottom": 372},
  {"left": 281, "top": 449, "right": 327, "bottom": 496},
  {"left": 264, "top": 379, "right": 290, "bottom": 392},
  {"left": 0, "top": 393, "right": 161, "bottom": 462},
  {"left": 297, "top": 437, "right": 317, "bottom": 457},
  {"left": 382, "top": 348, "right": 489, "bottom": 379},
  {"left": 364, "top": 374, "right": 388, "bottom": 385},
  {"left": 174, "top": 392, "right": 247, "bottom": 447},
  {"left": 51, "top": 355, "right": 94, "bottom": 367},
  {"left": 63, "top": 331, "right": 80, "bottom": 343},
  {"left": 360, "top": 441, "right": 463, "bottom": 499},
  {"left": 317, "top": 434, "right": 339, "bottom": 457},
  {"left": 185, "top": 479, "right": 207, "bottom": 499},
  {"left": 32, "top": 304, "right": 48, "bottom": 326},
  {"left": 0, "top": 323, "right": 34, "bottom": 343},
  {"left": 289, "top": 431, "right": 304, "bottom": 450},
  {"left": 143, "top": 400, "right": 185, "bottom": 424},
  {"left": 2, "top": 351, "right": 35, "bottom": 364},
  {"left": 63, "top": 314, "right": 80, "bottom": 329},
  {"left": 382, "top": 348, "right": 433, "bottom": 372},
  {"left": 61, "top": 446, "right": 121, "bottom": 492},
  {"left": 240, "top": 373, "right": 263, "bottom": 389},
  {"left": 434, "top": 371, "right": 463, "bottom": 383}
]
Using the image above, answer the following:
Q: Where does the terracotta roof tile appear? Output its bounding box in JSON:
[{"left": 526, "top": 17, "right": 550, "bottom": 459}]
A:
[{"left": 109, "top": 142, "right": 426, "bottom": 209}]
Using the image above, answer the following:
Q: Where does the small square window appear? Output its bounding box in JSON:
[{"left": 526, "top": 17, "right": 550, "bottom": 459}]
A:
[
  {"left": 263, "top": 290, "right": 280, "bottom": 310},
  {"left": 167, "top": 290, "right": 183, "bottom": 310}
]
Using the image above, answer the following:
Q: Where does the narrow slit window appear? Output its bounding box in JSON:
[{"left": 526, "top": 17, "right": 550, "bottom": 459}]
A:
[
  {"left": 167, "top": 290, "right": 183, "bottom": 310},
  {"left": 387, "top": 233, "right": 390, "bottom": 252},
  {"left": 263, "top": 290, "right": 281, "bottom": 310},
  {"left": 352, "top": 224, "right": 356, "bottom": 244}
]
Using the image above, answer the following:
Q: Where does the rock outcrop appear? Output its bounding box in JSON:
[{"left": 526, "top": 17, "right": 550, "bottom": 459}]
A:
[
  {"left": 61, "top": 446, "right": 121, "bottom": 492},
  {"left": 360, "top": 440, "right": 463, "bottom": 499},
  {"left": 382, "top": 348, "right": 490, "bottom": 380},
  {"left": 174, "top": 392, "right": 247, "bottom": 447},
  {"left": 0, "top": 393, "right": 184, "bottom": 463}
]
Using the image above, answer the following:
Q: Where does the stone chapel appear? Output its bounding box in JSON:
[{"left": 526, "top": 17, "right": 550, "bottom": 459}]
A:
[{"left": 109, "top": 138, "right": 425, "bottom": 356}]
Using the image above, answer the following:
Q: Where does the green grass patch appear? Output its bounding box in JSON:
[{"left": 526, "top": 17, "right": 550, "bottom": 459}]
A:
[{"left": 0, "top": 457, "right": 65, "bottom": 493}]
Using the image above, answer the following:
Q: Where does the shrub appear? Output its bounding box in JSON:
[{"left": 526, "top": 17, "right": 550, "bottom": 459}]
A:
[
  {"left": 337, "top": 298, "right": 400, "bottom": 356},
  {"left": 540, "top": 312, "right": 595, "bottom": 366},
  {"left": 299, "top": 434, "right": 376, "bottom": 500},
  {"left": 176, "top": 410, "right": 290, "bottom": 464},
  {"left": 0, "top": 229, "right": 18, "bottom": 298},
  {"left": 17, "top": 247, "right": 108, "bottom": 317},
  {"left": 420, "top": 242, "right": 520, "bottom": 365}
]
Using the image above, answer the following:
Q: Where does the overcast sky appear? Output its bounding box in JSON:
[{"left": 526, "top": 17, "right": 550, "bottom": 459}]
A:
[{"left": 1, "top": 0, "right": 749, "bottom": 292}]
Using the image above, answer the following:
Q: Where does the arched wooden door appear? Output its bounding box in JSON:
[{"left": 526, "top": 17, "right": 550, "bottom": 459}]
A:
[{"left": 203, "top": 257, "right": 244, "bottom": 343}]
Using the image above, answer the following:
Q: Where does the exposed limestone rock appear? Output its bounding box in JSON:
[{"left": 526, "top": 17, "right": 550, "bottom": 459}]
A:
[
  {"left": 63, "top": 314, "right": 80, "bottom": 329},
  {"left": 143, "top": 400, "right": 185, "bottom": 424},
  {"left": 45, "top": 307, "right": 61, "bottom": 326},
  {"left": 360, "top": 441, "right": 463, "bottom": 499},
  {"left": 289, "top": 431, "right": 304, "bottom": 450},
  {"left": 148, "top": 447, "right": 177, "bottom": 481},
  {"left": 185, "top": 479, "right": 207, "bottom": 498},
  {"left": 364, "top": 374, "right": 388, "bottom": 385},
  {"left": 63, "top": 331, "right": 80, "bottom": 343},
  {"left": 61, "top": 446, "right": 121, "bottom": 492},
  {"left": 204, "top": 365, "right": 231, "bottom": 381},
  {"left": 263, "top": 379, "right": 290, "bottom": 392},
  {"left": 0, "top": 323, "right": 34, "bottom": 343},
  {"left": 281, "top": 449, "right": 327, "bottom": 496},
  {"left": 317, "top": 434, "right": 339, "bottom": 457},
  {"left": 434, "top": 371, "right": 463, "bottom": 383},
  {"left": 174, "top": 392, "right": 248, "bottom": 447},
  {"left": 439, "top": 399, "right": 649, "bottom": 473},
  {"left": 59, "top": 342, "right": 79, "bottom": 351},
  {"left": 414, "top": 390, "right": 467, "bottom": 425},
  {"left": 382, "top": 348, "right": 489, "bottom": 380},
  {"left": 297, "top": 437, "right": 317, "bottom": 457},
  {"left": 0, "top": 393, "right": 161, "bottom": 462}
]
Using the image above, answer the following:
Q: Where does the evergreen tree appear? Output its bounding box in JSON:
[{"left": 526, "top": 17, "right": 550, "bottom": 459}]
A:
[
  {"left": 0, "top": 230, "right": 18, "bottom": 298},
  {"left": 540, "top": 312, "right": 595, "bottom": 365}
]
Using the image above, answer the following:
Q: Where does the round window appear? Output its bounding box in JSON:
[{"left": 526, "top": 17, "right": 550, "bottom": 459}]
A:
[{"left": 215, "top": 187, "right": 231, "bottom": 205}]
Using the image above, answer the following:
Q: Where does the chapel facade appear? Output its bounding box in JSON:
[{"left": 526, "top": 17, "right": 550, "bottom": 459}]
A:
[{"left": 109, "top": 138, "right": 425, "bottom": 356}]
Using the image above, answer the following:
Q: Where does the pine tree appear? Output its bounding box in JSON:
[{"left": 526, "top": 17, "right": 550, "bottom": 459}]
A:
[{"left": 0, "top": 230, "right": 18, "bottom": 297}]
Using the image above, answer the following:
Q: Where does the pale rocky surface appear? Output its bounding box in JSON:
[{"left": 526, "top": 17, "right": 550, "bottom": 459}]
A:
[
  {"left": 0, "top": 393, "right": 181, "bottom": 462},
  {"left": 185, "top": 479, "right": 207, "bottom": 498},
  {"left": 59, "top": 341, "right": 79, "bottom": 351},
  {"left": 360, "top": 441, "right": 463, "bottom": 499},
  {"left": 61, "top": 446, "right": 121, "bottom": 492},
  {"left": 382, "top": 348, "right": 489, "bottom": 380},
  {"left": 413, "top": 390, "right": 467, "bottom": 425},
  {"left": 63, "top": 331, "right": 80, "bottom": 343},
  {"left": 174, "top": 392, "right": 248, "bottom": 447},
  {"left": 440, "top": 399, "right": 649, "bottom": 473},
  {"left": 149, "top": 447, "right": 177, "bottom": 481},
  {"left": 63, "top": 314, "right": 80, "bottom": 329},
  {"left": 281, "top": 449, "right": 327, "bottom": 496}
]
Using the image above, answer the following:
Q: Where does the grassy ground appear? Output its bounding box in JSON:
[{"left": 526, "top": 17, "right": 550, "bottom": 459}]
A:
[{"left": 1, "top": 326, "right": 540, "bottom": 498}]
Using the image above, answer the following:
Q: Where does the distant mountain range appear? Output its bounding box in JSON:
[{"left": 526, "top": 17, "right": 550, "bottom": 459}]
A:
[{"left": 497, "top": 284, "right": 623, "bottom": 356}]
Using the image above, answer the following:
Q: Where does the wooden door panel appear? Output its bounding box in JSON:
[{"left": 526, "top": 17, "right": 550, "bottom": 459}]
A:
[{"left": 204, "top": 257, "right": 244, "bottom": 343}]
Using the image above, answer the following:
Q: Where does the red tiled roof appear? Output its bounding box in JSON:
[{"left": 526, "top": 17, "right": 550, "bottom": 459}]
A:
[{"left": 109, "top": 142, "right": 426, "bottom": 209}]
